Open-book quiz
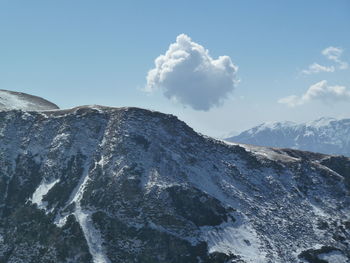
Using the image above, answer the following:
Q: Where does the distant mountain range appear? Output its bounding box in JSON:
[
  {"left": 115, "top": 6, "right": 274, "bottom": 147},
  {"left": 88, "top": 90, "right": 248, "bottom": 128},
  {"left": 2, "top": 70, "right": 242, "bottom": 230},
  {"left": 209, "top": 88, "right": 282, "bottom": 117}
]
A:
[{"left": 226, "top": 117, "right": 350, "bottom": 157}]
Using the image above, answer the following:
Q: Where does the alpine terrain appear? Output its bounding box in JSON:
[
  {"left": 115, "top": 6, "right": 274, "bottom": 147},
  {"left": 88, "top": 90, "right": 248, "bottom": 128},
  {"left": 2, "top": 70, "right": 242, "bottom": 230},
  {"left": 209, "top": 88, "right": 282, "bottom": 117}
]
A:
[
  {"left": 0, "top": 104, "right": 349, "bottom": 262},
  {"left": 226, "top": 118, "right": 350, "bottom": 157},
  {"left": 0, "top": 90, "right": 59, "bottom": 111}
]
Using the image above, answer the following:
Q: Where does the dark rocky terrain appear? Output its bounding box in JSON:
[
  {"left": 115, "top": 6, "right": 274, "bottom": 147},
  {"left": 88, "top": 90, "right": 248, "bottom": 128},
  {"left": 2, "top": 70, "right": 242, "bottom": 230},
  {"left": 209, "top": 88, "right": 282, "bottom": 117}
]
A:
[{"left": 0, "top": 106, "right": 349, "bottom": 263}]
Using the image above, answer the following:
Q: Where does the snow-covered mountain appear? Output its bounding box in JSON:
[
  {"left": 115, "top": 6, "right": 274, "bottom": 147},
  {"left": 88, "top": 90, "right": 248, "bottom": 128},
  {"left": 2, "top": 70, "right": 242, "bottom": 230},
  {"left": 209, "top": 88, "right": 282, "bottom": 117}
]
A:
[
  {"left": 226, "top": 117, "right": 350, "bottom": 157},
  {"left": 0, "top": 90, "right": 59, "bottom": 111},
  {"left": 0, "top": 106, "right": 349, "bottom": 263}
]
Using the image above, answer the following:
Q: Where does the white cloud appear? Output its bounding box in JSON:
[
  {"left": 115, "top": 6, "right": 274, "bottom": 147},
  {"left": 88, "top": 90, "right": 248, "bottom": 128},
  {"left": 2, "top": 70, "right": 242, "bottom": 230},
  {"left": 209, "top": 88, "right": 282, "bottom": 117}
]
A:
[
  {"left": 278, "top": 80, "right": 350, "bottom": 107},
  {"left": 301, "top": 46, "right": 348, "bottom": 74},
  {"left": 322, "top": 46, "right": 349, "bottom": 70},
  {"left": 146, "top": 34, "right": 238, "bottom": 111},
  {"left": 302, "top": 63, "right": 335, "bottom": 74},
  {"left": 322, "top": 46, "right": 343, "bottom": 60}
]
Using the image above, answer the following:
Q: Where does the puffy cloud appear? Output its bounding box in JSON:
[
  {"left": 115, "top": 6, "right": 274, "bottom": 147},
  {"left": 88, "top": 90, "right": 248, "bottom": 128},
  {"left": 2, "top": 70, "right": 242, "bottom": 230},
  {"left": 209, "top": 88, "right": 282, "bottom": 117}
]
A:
[
  {"left": 302, "top": 63, "right": 335, "bottom": 74},
  {"left": 278, "top": 80, "right": 350, "bottom": 107},
  {"left": 322, "top": 46, "right": 348, "bottom": 70},
  {"left": 146, "top": 34, "right": 238, "bottom": 111}
]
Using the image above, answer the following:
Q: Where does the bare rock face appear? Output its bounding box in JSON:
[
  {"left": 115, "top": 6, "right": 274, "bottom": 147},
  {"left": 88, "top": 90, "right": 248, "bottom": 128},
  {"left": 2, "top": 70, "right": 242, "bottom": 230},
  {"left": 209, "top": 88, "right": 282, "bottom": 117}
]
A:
[
  {"left": 0, "top": 106, "right": 349, "bottom": 263},
  {"left": 0, "top": 90, "right": 59, "bottom": 111}
]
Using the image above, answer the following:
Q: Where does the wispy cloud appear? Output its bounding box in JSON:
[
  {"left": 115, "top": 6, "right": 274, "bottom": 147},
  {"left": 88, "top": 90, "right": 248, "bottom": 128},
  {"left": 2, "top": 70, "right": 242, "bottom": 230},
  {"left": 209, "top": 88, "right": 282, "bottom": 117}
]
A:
[
  {"left": 301, "top": 46, "right": 348, "bottom": 74},
  {"left": 145, "top": 34, "right": 238, "bottom": 111},
  {"left": 278, "top": 80, "right": 350, "bottom": 107},
  {"left": 322, "top": 46, "right": 348, "bottom": 70},
  {"left": 302, "top": 63, "right": 335, "bottom": 74}
]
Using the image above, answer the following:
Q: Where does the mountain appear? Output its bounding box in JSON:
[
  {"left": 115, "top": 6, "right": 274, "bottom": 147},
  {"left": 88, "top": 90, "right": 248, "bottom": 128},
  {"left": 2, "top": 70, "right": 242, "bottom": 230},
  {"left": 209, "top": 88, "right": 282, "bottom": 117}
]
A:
[
  {"left": 0, "top": 106, "right": 349, "bottom": 263},
  {"left": 0, "top": 90, "right": 59, "bottom": 111},
  {"left": 226, "top": 117, "right": 350, "bottom": 157}
]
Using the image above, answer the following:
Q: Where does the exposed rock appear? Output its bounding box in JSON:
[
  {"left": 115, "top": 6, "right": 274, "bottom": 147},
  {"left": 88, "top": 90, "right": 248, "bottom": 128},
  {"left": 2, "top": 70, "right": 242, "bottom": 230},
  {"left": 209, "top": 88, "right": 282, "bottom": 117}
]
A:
[{"left": 0, "top": 106, "right": 349, "bottom": 262}]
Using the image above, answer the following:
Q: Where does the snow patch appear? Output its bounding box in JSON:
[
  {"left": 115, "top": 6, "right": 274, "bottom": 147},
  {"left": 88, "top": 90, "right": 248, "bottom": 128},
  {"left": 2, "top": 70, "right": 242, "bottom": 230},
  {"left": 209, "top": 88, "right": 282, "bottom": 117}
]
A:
[
  {"left": 143, "top": 169, "right": 169, "bottom": 192},
  {"left": 318, "top": 250, "right": 348, "bottom": 263},
  {"left": 201, "top": 221, "right": 266, "bottom": 263},
  {"left": 74, "top": 208, "right": 111, "bottom": 263},
  {"left": 54, "top": 214, "right": 69, "bottom": 227},
  {"left": 31, "top": 178, "right": 59, "bottom": 210},
  {"left": 65, "top": 160, "right": 111, "bottom": 263},
  {"left": 0, "top": 91, "right": 31, "bottom": 110},
  {"left": 309, "top": 203, "right": 328, "bottom": 218},
  {"left": 0, "top": 89, "right": 58, "bottom": 111}
]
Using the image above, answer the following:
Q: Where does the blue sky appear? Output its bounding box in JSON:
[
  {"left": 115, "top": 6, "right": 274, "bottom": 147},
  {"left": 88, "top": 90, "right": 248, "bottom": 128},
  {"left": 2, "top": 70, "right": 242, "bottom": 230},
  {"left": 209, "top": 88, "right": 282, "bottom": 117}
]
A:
[{"left": 0, "top": 0, "right": 349, "bottom": 136}]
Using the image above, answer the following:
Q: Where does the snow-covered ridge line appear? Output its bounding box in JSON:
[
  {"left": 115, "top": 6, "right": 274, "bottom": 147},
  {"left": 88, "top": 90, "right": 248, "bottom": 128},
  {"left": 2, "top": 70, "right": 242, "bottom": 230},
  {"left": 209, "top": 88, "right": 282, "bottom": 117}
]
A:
[
  {"left": 0, "top": 89, "right": 59, "bottom": 111},
  {"left": 40, "top": 105, "right": 176, "bottom": 116},
  {"left": 226, "top": 117, "right": 350, "bottom": 157}
]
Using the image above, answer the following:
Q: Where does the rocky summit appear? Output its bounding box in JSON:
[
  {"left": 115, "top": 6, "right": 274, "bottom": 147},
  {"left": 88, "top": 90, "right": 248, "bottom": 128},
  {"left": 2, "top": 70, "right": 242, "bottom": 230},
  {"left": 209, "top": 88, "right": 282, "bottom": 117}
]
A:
[{"left": 0, "top": 106, "right": 349, "bottom": 263}]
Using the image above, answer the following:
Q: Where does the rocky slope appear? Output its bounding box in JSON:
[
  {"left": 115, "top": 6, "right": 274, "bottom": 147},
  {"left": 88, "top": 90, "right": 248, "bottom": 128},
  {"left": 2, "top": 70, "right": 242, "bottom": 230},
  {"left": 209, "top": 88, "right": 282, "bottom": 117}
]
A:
[
  {"left": 0, "top": 90, "right": 59, "bottom": 111},
  {"left": 0, "top": 106, "right": 349, "bottom": 263},
  {"left": 226, "top": 117, "right": 350, "bottom": 157}
]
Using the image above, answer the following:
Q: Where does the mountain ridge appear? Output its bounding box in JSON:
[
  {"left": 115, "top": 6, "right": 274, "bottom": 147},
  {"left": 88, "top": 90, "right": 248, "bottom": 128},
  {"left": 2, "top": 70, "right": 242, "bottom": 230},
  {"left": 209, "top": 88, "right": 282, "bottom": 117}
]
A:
[
  {"left": 0, "top": 106, "right": 349, "bottom": 262},
  {"left": 0, "top": 89, "right": 59, "bottom": 111},
  {"left": 226, "top": 117, "right": 350, "bottom": 157}
]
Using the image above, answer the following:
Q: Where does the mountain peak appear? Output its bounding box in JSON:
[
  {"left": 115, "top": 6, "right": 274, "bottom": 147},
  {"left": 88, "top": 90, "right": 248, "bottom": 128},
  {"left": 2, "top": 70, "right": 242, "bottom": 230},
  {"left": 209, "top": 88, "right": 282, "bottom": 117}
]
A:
[
  {"left": 227, "top": 117, "right": 350, "bottom": 156},
  {"left": 0, "top": 89, "right": 59, "bottom": 111},
  {"left": 254, "top": 121, "right": 296, "bottom": 132}
]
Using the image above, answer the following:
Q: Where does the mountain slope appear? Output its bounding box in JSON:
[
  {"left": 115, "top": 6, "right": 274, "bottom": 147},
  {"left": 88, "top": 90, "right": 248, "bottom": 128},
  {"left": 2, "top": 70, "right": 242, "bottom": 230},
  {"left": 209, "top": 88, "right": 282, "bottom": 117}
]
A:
[
  {"left": 0, "top": 107, "right": 349, "bottom": 263},
  {"left": 226, "top": 117, "right": 350, "bottom": 157},
  {"left": 0, "top": 90, "right": 59, "bottom": 111}
]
